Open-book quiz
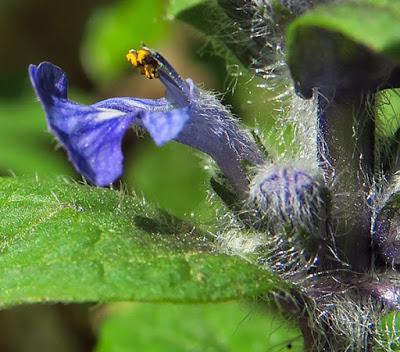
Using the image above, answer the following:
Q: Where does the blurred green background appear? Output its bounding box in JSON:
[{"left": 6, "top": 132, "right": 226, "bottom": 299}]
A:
[{"left": 0, "top": 0, "right": 301, "bottom": 351}]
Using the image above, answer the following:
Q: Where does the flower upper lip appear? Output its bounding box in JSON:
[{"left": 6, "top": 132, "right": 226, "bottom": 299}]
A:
[{"left": 29, "top": 48, "right": 265, "bottom": 195}]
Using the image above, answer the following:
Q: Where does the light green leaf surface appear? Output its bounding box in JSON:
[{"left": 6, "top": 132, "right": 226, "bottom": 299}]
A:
[
  {"left": 377, "top": 312, "right": 400, "bottom": 351},
  {"left": 168, "top": 0, "right": 204, "bottom": 17},
  {"left": 81, "top": 0, "right": 169, "bottom": 83},
  {"left": 287, "top": 0, "right": 400, "bottom": 97},
  {"left": 289, "top": 0, "right": 400, "bottom": 60},
  {"left": 0, "top": 177, "right": 280, "bottom": 306},
  {"left": 377, "top": 89, "right": 400, "bottom": 139},
  {"left": 96, "top": 302, "right": 303, "bottom": 352}
]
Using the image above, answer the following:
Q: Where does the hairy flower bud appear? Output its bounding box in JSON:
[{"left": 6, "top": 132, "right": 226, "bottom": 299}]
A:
[{"left": 249, "top": 163, "right": 327, "bottom": 236}]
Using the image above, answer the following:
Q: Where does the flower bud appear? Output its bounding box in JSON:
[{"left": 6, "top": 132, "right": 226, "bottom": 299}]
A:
[{"left": 249, "top": 163, "right": 327, "bottom": 236}]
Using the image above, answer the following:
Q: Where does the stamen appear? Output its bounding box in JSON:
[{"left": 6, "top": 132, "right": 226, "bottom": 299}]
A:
[
  {"left": 126, "top": 47, "right": 159, "bottom": 79},
  {"left": 126, "top": 46, "right": 191, "bottom": 103}
]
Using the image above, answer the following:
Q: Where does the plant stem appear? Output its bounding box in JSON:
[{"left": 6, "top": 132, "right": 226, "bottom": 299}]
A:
[{"left": 317, "top": 92, "right": 375, "bottom": 273}]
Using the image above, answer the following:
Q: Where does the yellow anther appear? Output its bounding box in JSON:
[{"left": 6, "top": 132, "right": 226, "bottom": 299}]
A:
[
  {"left": 126, "top": 50, "right": 139, "bottom": 66},
  {"left": 126, "top": 48, "right": 159, "bottom": 79}
]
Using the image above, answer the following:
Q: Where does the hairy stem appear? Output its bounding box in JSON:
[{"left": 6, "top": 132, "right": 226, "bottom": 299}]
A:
[{"left": 317, "top": 93, "right": 375, "bottom": 272}]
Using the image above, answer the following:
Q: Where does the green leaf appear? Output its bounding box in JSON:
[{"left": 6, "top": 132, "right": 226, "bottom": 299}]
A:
[
  {"left": 0, "top": 177, "right": 281, "bottom": 306},
  {"left": 287, "top": 0, "right": 400, "bottom": 97},
  {"left": 169, "top": 0, "right": 302, "bottom": 74},
  {"left": 376, "top": 312, "right": 400, "bottom": 351},
  {"left": 377, "top": 89, "right": 400, "bottom": 139},
  {"left": 168, "top": 0, "right": 204, "bottom": 17},
  {"left": 376, "top": 89, "right": 400, "bottom": 171},
  {"left": 96, "top": 302, "right": 303, "bottom": 352},
  {"left": 174, "top": 1, "right": 240, "bottom": 61},
  {"left": 81, "top": 0, "right": 169, "bottom": 83},
  {"left": 171, "top": 0, "right": 269, "bottom": 70}
]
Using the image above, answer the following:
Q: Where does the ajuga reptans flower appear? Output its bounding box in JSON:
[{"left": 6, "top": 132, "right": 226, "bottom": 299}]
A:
[{"left": 29, "top": 47, "right": 264, "bottom": 197}]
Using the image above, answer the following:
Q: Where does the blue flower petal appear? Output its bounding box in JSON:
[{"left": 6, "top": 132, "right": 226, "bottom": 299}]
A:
[
  {"left": 95, "top": 97, "right": 191, "bottom": 145},
  {"left": 142, "top": 108, "right": 190, "bottom": 145},
  {"left": 29, "top": 62, "right": 190, "bottom": 185},
  {"left": 29, "top": 61, "right": 68, "bottom": 104},
  {"left": 30, "top": 69, "right": 136, "bottom": 185},
  {"left": 94, "top": 96, "right": 173, "bottom": 113}
]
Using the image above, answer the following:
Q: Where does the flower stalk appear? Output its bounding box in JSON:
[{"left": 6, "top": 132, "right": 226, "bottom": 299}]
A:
[{"left": 317, "top": 92, "right": 375, "bottom": 272}]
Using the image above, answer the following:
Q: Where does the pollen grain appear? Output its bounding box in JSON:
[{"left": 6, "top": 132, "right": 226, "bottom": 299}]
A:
[{"left": 126, "top": 48, "right": 159, "bottom": 79}]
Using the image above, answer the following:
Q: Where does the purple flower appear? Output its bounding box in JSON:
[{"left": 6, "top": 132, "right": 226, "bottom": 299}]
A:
[{"left": 29, "top": 48, "right": 264, "bottom": 195}]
